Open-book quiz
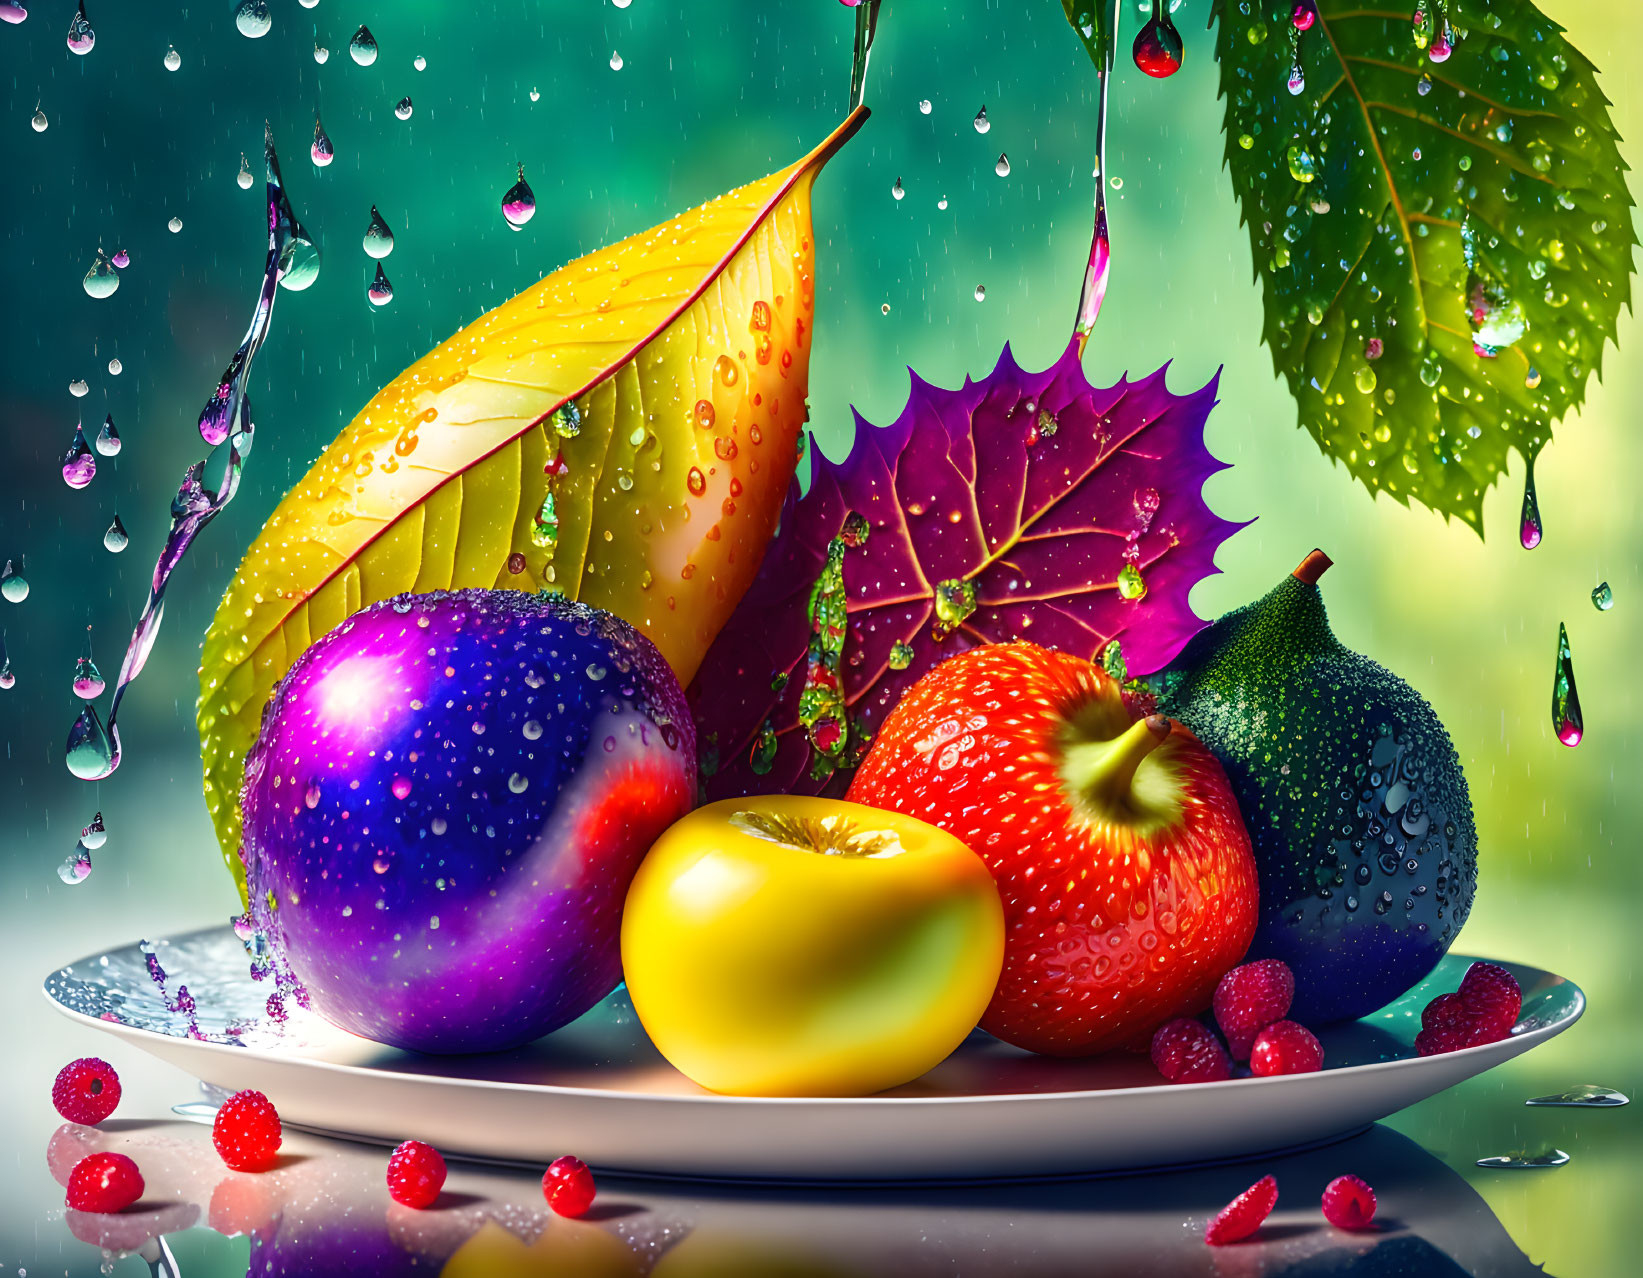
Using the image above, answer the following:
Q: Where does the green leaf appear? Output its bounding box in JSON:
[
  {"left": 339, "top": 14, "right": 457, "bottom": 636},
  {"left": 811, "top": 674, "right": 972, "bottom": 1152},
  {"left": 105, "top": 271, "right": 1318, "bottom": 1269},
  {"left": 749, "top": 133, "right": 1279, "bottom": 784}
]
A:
[
  {"left": 1060, "top": 0, "right": 1114, "bottom": 74},
  {"left": 1213, "top": 0, "right": 1635, "bottom": 529}
]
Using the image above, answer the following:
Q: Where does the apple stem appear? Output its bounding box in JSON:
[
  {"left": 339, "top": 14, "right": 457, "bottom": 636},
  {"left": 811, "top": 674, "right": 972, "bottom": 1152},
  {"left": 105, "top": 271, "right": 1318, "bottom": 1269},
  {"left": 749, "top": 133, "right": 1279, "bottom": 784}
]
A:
[
  {"left": 1293, "top": 548, "right": 1333, "bottom": 586},
  {"left": 1061, "top": 714, "right": 1171, "bottom": 824}
]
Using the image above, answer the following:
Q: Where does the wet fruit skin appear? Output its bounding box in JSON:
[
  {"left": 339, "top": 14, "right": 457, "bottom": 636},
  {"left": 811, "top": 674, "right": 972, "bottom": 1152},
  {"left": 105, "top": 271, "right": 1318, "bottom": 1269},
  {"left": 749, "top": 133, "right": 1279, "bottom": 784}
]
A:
[
  {"left": 1155, "top": 552, "right": 1478, "bottom": 1024},
  {"left": 65, "top": 1152, "right": 144, "bottom": 1214},
  {"left": 240, "top": 589, "right": 696, "bottom": 1053},
  {"left": 622, "top": 795, "right": 1004, "bottom": 1095},
  {"left": 52, "top": 1057, "right": 121, "bottom": 1124},
  {"left": 847, "top": 642, "right": 1258, "bottom": 1057},
  {"left": 1205, "top": 1174, "right": 1279, "bottom": 1245},
  {"left": 213, "top": 1089, "right": 283, "bottom": 1172}
]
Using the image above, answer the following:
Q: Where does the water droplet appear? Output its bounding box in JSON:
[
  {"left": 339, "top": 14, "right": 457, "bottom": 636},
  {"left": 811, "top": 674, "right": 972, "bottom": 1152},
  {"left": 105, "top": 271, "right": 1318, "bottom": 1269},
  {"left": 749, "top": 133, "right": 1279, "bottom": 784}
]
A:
[
  {"left": 1551, "top": 622, "right": 1582, "bottom": 747},
  {"left": 94, "top": 414, "right": 121, "bottom": 457},
  {"left": 414, "top": 55, "right": 427, "bottom": 71},
  {"left": 1526, "top": 1085, "right": 1627, "bottom": 1107},
  {"left": 1287, "top": 145, "right": 1318, "bottom": 183},
  {"left": 311, "top": 116, "right": 334, "bottom": 168},
  {"left": 548, "top": 401, "right": 581, "bottom": 437},
  {"left": 1476, "top": 1150, "right": 1569, "bottom": 1169},
  {"left": 891, "top": 176, "right": 905, "bottom": 201},
  {"left": 168, "top": 216, "right": 183, "bottom": 233},
  {"left": 1519, "top": 452, "right": 1543, "bottom": 550},
  {"left": 610, "top": 49, "right": 625, "bottom": 70},
  {"left": 280, "top": 225, "right": 322, "bottom": 293},
  {"left": 973, "top": 106, "right": 990, "bottom": 133},
  {"left": 994, "top": 153, "right": 1011, "bottom": 177},
  {"left": 1353, "top": 366, "right": 1377, "bottom": 394},
  {"left": 164, "top": 45, "right": 181, "bottom": 72},
  {"left": 1, "top": 559, "right": 29, "bottom": 603},
  {"left": 686, "top": 466, "right": 707, "bottom": 497},
  {"left": 58, "top": 845, "right": 93, "bottom": 885},
  {"left": 391, "top": 776, "right": 413, "bottom": 800},
  {"left": 530, "top": 490, "right": 559, "bottom": 549},
  {"left": 933, "top": 579, "right": 977, "bottom": 629},
  {"left": 502, "top": 164, "right": 536, "bottom": 229},
  {"left": 236, "top": 153, "right": 254, "bottom": 190},
  {"left": 65, "top": 702, "right": 114, "bottom": 780},
  {"left": 1591, "top": 581, "right": 1613, "bottom": 612},
  {"left": 888, "top": 641, "right": 915, "bottom": 670},
  {"left": 363, "top": 206, "right": 395, "bottom": 259},
  {"left": 508, "top": 772, "right": 529, "bottom": 794},
  {"left": 69, "top": 379, "right": 89, "bottom": 398},
  {"left": 714, "top": 354, "right": 738, "bottom": 387},
  {"left": 394, "top": 96, "right": 413, "bottom": 121},
  {"left": 586, "top": 663, "right": 608, "bottom": 682},
  {"left": 523, "top": 719, "right": 544, "bottom": 740},
  {"left": 1117, "top": 562, "right": 1148, "bottom": 601},
  {"left": 365, "top": 263, "right": 394, "bottom": 307},
  {"left": 31, "top": 105, "right": 48, "bottom": 133},
  {"left": 103, "top": 514, "right": 128, "bottom": 554},
  {"left": 881, "top": 302, "right": 891, "bottom": 315},
  {"left": 73, "top": 658, "right": 104, "bottom": 700},
  {"left": 304, "top": 782, "right": 322, "bottom": 809},
  {"left": 1133, "top": 7, "right": 1184, "bottom": 77},
  {"left": 313, "top": 42, "right": 329, "bottom": 64},
  {"left": 937, "top": 195, "right": 948, "bottom": 210},
  {"left": 974, "top": 284, "right": 986, "bottom": 302},
  {"left": 62, "top": 421, "right": 97, "bottom": 489},
  {"left": 83, "top": 249, "right": 119, "bottom": 300},
  {"left": 918, "top": 99, "right": 932, "bottom": 114},
  {"left": 349, "top": 24, "right": 379, "bottom": 66},
  {"left": 233, "top": 0, "right": 269, "bottom": 38},
  {"left": 1463, "top": 219, "right": 1527, "bottom": 357},
  {"left": 66, "top": 0, "right": 93, "bottom": 54},
  {"left": 107, "top": 357, "right": 122, "bottom": 375},
  {"left": 81, "top": 811, "right": 107, "bottom": 849}
]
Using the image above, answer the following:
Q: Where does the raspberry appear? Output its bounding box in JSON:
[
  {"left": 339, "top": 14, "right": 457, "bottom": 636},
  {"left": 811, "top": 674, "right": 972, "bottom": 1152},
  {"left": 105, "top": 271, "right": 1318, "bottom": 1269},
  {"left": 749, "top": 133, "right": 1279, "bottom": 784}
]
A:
[
  {"left": 1321, "top": 1173, "right": 1377, "bottom": 1229},
  {"left": 65, "top": 1152, "right": 144, "bottom": 1213},
  {"left": 1205, "top": 1174, "right": 1278, "bottom": 1245},
  {"left": 1420, "top": 991, "right": 1470, "bottom": 1032},
  {"left": 1213, "top": 959, "right": 1294, "bottom": 1059},
  {"left": 1249, "top": 1020, "right": 1324, "bottom": 1076},
  {"left": 212, "top": 1090, "right": 282, "bottom": 1172},
  {"left": 386, "top": 1140, "right": 447, "bottom": 1209},
  {"left": 1458, "top": 962, "right": 1521, "bottom": 1037},
  {"left": 52, "top": 1058, "right": 122, "bottom": 1125},
  {"left": 543, "top": 1155, "right": 596, "bottom": 1218},
  {"left": 1150, "top": 1017, "right": 1232, "bottom": 1084},
  {"left": 1415, "top": 1026, "right": 1470, "bottom": 1056}
]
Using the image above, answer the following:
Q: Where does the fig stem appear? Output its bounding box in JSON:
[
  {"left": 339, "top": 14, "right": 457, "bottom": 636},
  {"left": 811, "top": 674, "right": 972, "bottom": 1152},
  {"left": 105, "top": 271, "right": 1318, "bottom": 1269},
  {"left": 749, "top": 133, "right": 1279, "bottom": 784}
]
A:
[
  {"left": 1293, "top": 548, "right": 1333, "bottom": 585},
  {"left": 1060, "top": 714, "right": 1171, "bottom": 824}
]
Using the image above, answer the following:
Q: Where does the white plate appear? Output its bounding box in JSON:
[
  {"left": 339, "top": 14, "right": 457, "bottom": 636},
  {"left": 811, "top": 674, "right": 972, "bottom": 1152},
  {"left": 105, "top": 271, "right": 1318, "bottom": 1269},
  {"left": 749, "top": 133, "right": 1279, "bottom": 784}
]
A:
[{"left": 43, "top": 929, "right": 1581, "bottom": 1182}]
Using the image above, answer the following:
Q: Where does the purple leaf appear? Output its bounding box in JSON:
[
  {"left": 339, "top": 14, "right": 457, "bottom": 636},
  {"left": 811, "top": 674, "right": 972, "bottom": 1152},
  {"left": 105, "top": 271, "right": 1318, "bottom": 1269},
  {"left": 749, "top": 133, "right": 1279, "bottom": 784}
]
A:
[{"left": 687, "top": 338, "right": 1247, "bottom": 799}]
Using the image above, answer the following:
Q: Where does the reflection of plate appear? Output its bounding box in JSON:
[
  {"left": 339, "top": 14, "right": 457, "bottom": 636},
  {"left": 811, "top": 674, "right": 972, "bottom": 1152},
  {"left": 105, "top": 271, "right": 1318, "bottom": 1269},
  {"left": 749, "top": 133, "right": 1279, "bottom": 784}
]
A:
[{"left": 44, "top": 929, "right": 1581, "bottom": 1181}]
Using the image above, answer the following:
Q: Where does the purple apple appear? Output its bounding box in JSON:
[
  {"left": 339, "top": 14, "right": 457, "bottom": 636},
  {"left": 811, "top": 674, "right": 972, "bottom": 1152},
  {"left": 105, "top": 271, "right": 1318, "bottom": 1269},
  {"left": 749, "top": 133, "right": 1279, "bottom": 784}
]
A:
[{"left": 240, "top": 589, "right": 696, "bottom": 1053}]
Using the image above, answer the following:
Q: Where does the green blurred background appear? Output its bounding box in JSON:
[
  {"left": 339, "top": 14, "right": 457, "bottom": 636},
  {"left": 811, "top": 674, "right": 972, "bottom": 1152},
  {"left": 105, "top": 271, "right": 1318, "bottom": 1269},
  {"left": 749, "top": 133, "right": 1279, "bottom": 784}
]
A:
[{"left": 1, "top": 1, "right": 1637, "bottom": 1273}]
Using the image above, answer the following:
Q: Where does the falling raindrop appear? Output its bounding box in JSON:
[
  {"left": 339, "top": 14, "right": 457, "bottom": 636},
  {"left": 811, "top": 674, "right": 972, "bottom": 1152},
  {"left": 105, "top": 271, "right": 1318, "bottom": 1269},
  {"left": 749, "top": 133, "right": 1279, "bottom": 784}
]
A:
[
  {"left": 65, "top": 702, "right": 114, "bottom": 780},
  {"left": 313, "top": 43, "right": 329, "bottom": 64},
  {"left": 299, "top": 0, "right": 318, "bottom": 7},
  {"left": 349, "top": 25, "right": 379, "bottom": 65},
  {"left": 973, "top": 105, "right": 990, "bottom": 134},
  {"left": 62, "top": 421, "right": 97, "bottom": 489},
  {"left": 95, "top": 414, "right": 121, "bottom": 457},
  {"left": 502, "top": 164, "right": 536, "bottom": 229},
  {"left": 58, "top": 845, "right": 93, "bottom": 885},
  {"left": 1551, "top": 622, "right": 1582, "bottom": 747},
  {"left": 974, "top": 284, "right": 986, "bottom": 302},
  {"left": 103, "top": 514, "right": 129, "bottom": 553},
  {"left": 1519, "top": 451, "right": 1543, "bottom": 550},
  {"left": 994, "top": 153, "right": 1011, "bottom": 177},
  {"left": 81, "top": 812, "right": 108, "bottom": 849},
  {"left": 367, "top": 263, "right": 394, "bottom": 307},
  {"left": 394, "top": 96, "right": 414, "bottom": 120},
  {"left": 1133, "top": 2, "right": 1184, "bottom": 77},
  {"left": 164, "top": 45, "right": 181, "bottom": 71},
  {"left": 413, "top": 54, "right": 427, "bottom": 71},
  {"left": 610, "top": 50, "right": 624, "bottom": 70},
  {"left": 311, "top": 116, "right": 334, "bottom": 167},
  {"left": 168, "top": 216, "right": 183, "bottom": 233},
  {"left": 31, "top": 104, "right": 48, "bottom": 133},
  {"left": 891, "top": 176, "right": 905, "bottom": 201},
  {"left": 111, "top": 248, "right": 129, "bottom": 268},
  {"left": 363, "top": 206, "right": 395, "bottom": 259},
  {"left": 918, "top": 99, "right": 931, "bottom": 114},
  {"left": 233, "top": 1, "right": 270, "bottom": 38},
  {"left": 1, "top": 560, "right": 28, "bottom": 603},
  {"left": 1525, "top": 1085, "right": 1627, "bottom": 1107},
  {"left": 107, "top": 357, "right": 122, "bottom": 375},
  {"left": 83, "top": 249, "right": 119, "bottom": 300},
  {"left": 73, "top": 632, "right": 105, "bottom": 700},
  {"left": 529, "top": 87, "right": 540, "bottom": 102},
  {"left": 937, "top": 196, "right": 948, "bottom": 210},
  {"left": 237, "top": 153, "right": 254, "bottom": 189},
  {"left": 614, "top": 0, "right": 632, "bottom": 7},
  {"left": 1591, "top": 582, "right": 1613, "bottom": 612},
  {"left": 69, "top": 379, "right": 89, "bottom": 397},
  {"left": 66, "top": 0, "right": 93, "bottom": 54}
]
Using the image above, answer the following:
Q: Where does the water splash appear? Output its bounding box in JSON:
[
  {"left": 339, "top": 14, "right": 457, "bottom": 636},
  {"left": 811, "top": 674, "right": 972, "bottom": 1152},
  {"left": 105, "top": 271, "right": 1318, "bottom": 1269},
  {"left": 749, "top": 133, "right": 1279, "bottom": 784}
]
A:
[
  {"left": 65, "top": 0, "right": 92, "bottom": 54},
  {"left": 502, "top": 164, "right": 536, "bottom": 229},
  {"left": 349, "top": 24, "right": 379, "bottom": 66},
  {"left": 75, "top": 126, "right": 310, "bottom": 783},
  {"left": 1591, "top": 581, "right": 1613, "bottom": 612},
  {"left": 83, "top": 248, "right": 119, "bottom": 299},
  {"left": 1518, "top": 450, "right": 1543, "bottom": 549},
  {"left": 61, "top": 420, "right": 97, "bottom": 489},
  {"left": 848, "top": 0, "right": 883, "bottom": 111},
  {"left": 363, "top": 206, "right": 395, "bottom": 258},
  {"left": 1526, "top": 1084, "right": 1627, "bottom": 1107},
  {"left": 367, "top": 262, "right": 394, "bottom": 307},
  {"left": 1132, "top": 1, "right": 1182, "bottom": 77},
  {"left": 104, "top": 514, "right": 129, "bottom": 553},
  {"left": 1, "top": 558, "right": 28, "bottom": 603},
  {"left": 95, "top": 413, "right": 121, "bottom": 457},
  {"left": 1551, "top": 622, "right": 1582, "bottom": 747}
]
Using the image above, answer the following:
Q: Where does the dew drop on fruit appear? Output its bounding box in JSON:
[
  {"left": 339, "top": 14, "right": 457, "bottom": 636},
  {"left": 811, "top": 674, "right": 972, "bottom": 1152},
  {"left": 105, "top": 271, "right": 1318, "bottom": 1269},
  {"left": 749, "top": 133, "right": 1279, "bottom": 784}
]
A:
[
  {"left": 95, "top": 413, "right": 121, "bottom": 456},
  {"left": 1287, "top": 146, "right": 1318, "bottom": 183},
  {"left": 1551, "top": 622, "right": 1582, "bottom": 747},
  {"left": 363, "top": 206, "right": 395, "bottom": 259},
  {"left": 1518, "top": 452, "right": 1543, "bottom": 550},
  {"left": 234, "top": 0, "right": 270, "bottom": 39},
  {"left": 1, "top": 559, "right": 29, "bottom": 603},
  {"left": 349, "top": 24, "right": 379, "bottom": 66},
  {"left": 66, "top": 0, "right": 93, "bottom": 54},
  {"left": 502, "top": 165, "right": 536, "bottom": 229},
  {"left": 366, "top": 263, "right": 394, "bottom": 307},
  {"left": 1591, "top": 581, "right": 1613, "bottom": 612},
  {"left": 103, "top": 514, "right": 128, "bottom": 553},
  {"left": 973, "top": 105, "right": 990, "bottom": 133},
  {"left": 83, "top": 249, "right": 119, "bottom": 299},
  {"left": 65, "top": 702, "right": 114, "bottom": 780},
  {"left": 311, "top": 116, "right": 335, "bottom": 168},
  {"left": 62, "top": 421, "right": 97, "bottom": 489}
]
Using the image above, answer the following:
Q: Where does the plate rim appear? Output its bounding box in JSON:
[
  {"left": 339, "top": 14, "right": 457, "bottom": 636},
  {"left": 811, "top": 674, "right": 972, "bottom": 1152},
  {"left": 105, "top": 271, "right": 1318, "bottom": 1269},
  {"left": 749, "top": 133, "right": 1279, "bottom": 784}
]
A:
[{"left": 42, "top": 928, "right": 1585, "bottom": 1108}]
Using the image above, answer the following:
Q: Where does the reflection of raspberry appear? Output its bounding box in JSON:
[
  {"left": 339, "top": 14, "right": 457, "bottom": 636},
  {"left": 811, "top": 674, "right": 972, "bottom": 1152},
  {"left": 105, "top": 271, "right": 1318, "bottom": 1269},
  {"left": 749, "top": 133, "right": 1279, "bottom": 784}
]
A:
[
  {"left": 66, "top": 1152, "right": 144, "bottom": 1213},
  {"left": 1213, "top": 960, "right": 1294, "bottom": 1059},
  {"left": 543, "top": 1155, "right": 596, "bottom": 1218},
  {"left": 1205, "top": 1174, "right": 1278, "bottom": 1245},
  {"left": 1150, "top": 1018, "right": 1231, "bottom": 1084},
  {"left": 386, "top": 1140, "right": 447, "bottom": 1209},
  {"left": 1249, "top": 1020, "right": 1324, "bottom": 1076},
  {"left": 212, "top": 1090, "right": 283, "bottom": 1172},
  {"left": 52, "top": 1057, "right": 122, "bottom": 1125},
  {"left": 1321, "top": 1173, "right": 1377, "bottom": 1229}
]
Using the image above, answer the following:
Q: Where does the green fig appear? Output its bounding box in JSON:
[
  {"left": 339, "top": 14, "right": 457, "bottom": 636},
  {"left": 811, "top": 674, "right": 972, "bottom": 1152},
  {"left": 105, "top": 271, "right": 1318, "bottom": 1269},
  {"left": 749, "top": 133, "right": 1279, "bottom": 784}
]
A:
[{"left": 1154, "top": 550, "right": 1478, "bottom": 1023}]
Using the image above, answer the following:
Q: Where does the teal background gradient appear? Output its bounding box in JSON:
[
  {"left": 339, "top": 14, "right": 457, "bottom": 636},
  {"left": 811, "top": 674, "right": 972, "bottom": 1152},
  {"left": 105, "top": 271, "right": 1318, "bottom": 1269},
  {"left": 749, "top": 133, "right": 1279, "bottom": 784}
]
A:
[{"left": 1, "top": 2, "right": 1638, "bottom": 1273}]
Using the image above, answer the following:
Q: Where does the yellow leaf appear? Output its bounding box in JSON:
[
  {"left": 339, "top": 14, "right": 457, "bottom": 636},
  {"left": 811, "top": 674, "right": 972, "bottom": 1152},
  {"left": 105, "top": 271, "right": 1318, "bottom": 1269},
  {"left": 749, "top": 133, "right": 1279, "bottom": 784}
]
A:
[{"left": 198, "top": 109, "right": 867, "bottom": 901}]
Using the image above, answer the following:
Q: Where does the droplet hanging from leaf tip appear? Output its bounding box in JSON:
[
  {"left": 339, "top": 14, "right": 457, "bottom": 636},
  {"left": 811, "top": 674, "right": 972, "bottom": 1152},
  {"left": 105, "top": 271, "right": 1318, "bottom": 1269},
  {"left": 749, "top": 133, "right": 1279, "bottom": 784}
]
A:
[{"left": 1552, "top": 623, "right": 1582, "bottom": 747}]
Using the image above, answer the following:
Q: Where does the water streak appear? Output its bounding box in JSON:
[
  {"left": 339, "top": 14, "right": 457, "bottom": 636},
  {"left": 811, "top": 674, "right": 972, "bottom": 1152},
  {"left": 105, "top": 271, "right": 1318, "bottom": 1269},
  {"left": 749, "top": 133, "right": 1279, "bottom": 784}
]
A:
[{"left": 1067, "top": 0, "right": 1122, "bottom": 355}]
